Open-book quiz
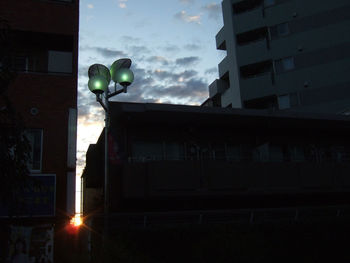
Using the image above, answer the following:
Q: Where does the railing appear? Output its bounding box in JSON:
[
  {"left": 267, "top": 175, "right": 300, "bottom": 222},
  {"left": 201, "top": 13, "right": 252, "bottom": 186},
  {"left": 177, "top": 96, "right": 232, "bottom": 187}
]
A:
[
  {"left": 91, "top": 205, "right": 350, "bottom": 228},
  {"left": 128, "top": 152, "right": 350, "bottom": 163}
]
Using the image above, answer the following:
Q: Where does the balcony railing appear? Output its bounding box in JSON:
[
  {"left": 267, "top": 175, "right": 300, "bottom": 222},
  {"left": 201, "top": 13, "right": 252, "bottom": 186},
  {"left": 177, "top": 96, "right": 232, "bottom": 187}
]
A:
[{"left": 91, "top": 205, "right": 350, "bottom": 228}]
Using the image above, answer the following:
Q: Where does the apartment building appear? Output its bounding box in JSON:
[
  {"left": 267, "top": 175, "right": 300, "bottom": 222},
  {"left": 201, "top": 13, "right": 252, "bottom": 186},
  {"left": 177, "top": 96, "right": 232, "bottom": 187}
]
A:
[
  {"left": 0, "top": 0, "right": 79, "bottom": 261},
  {"left": 207, "top": 0, "right": 350, "bottom": 114}
]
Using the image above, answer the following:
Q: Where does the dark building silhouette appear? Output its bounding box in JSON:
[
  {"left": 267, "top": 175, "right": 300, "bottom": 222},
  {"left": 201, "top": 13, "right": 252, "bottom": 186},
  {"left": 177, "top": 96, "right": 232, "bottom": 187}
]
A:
[
  {"left": 82, "top": 102, "right": 350, "bottom": 261},
  {"left": 0, "top": 0, "right": 78, "bottom": 261},
  {"left": 83, "top": 102, "right": 350, "bottom": 215}
]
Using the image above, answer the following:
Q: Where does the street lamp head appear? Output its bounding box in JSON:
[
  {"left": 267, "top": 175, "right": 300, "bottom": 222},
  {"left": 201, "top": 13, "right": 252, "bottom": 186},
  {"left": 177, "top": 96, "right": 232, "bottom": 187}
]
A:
[
  {"left": 88, "top": 75, "right": 109, "bottom": 94},
  {"left": 110, "top": 58, "right": 132, "bottom": 85},
  {"left": 112, "top": 68, "right": 134, "bottom": 87},
  {"left": 88, "top": 64, "right": 111, "bottom": 84}
]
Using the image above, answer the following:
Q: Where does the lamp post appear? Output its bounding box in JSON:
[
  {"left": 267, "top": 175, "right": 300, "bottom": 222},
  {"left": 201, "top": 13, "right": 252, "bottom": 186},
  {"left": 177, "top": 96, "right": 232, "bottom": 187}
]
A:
[{"left": 87, "top": 58, "right": 134, "bottom": 218}]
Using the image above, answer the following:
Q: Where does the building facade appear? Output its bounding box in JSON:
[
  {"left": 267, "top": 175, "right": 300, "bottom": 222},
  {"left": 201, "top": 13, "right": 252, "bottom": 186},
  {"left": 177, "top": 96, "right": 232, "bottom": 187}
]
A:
[
  {"left": 0, "top": 0, "right": 79, "bottom": 261},
  {"left": 82, "top": 102, "right": 350, "bottom": 260},
  {"left": 83, "top": 102, "right": 350, "bottom": 214},
  {"left": 207, "top": 0, "right": 350, "bottom": 114}
]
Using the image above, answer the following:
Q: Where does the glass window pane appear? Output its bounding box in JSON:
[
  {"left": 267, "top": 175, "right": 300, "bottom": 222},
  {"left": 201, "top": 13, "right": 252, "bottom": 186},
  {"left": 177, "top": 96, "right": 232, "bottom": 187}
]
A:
[
  {"left": 277, "top": 23, "right": 289, "bottom": 36},
  {"left": 226, "top": 144, "right": 240, "bottom": 161},
  {"left": 165, "top": 142, "right": 184, "bottom": 160},
  {"left": 132, "top": 141, "right": 163, "bottom": 161},
  {"left": 278, "top": 94, "right": 290, "bottom": 109},
  {"left": 48, "top": 51, "right": 72, "bottom": 73},
  {"left": 25, "top": 129, "right": 43, "bottom": 171},
  {"left": 282, "top": 57, "right": 294, "bottom": 71},
  {"left": 270, "top": 145, "right": 284, "bottom": 162}
]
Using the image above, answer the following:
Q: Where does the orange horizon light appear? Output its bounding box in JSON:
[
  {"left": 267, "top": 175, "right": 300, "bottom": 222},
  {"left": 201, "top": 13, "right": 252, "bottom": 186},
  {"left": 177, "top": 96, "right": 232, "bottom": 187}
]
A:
[{"left": 70, "top": 214, "right": 83, "bottom": 227}]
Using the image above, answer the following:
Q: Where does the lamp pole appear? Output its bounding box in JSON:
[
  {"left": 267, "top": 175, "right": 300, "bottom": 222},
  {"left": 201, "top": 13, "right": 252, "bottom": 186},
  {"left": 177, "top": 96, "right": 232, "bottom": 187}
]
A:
[
  {"left": 88, "top": 58, "right": 134, "bottom": 229},
  {"left": 104, "top": 88, "right": 109, "bottom": 215}
]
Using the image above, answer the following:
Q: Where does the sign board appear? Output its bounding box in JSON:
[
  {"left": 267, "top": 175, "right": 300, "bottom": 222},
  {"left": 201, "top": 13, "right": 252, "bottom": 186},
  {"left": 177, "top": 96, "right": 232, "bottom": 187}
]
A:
[{"left": 0, "top": 174, "right": 56, "bottom": 217}]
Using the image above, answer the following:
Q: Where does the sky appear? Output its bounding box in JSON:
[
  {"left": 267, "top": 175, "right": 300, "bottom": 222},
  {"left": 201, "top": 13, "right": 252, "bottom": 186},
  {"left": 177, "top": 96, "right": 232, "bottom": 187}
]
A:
[{"left": 76, "top": 0, "right": 225, "bottom": 211}]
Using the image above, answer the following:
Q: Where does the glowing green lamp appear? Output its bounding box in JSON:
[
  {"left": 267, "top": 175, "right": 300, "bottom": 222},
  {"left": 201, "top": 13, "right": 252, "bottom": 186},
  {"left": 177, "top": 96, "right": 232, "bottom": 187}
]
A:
[
  {"left": 112, "top": 68, "right": 134, "bottom": 87},
  {"left": 88, "top": 75, "right": 109, "bottom": 94},
  {"left": 88, "top": 64, "right": 111, "bottom": 84}
]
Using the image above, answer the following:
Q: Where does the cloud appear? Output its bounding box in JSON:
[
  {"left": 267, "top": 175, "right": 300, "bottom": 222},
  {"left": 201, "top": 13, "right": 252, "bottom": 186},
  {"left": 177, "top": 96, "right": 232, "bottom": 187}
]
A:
[
  {"left": 179, "top": 0, "right": 195, "bottom": 4},
  {"left": 87, "top": 4, "right": 94, "bottom": 9},
  {"left": 80, "top": 46, "right": 127, "bottom": 58},
  {"left": 78, "top": 64, "right": 90, "bottom": 78},
  {"left": 175, "top": 56, "right": 200, "bottom": 66},
  {"left": 201, "top": 3, "right": 222, "bottom": 20},
  {"left": 78, "top": 62, "right": 207, "bottom": 105},
  {"left": 184, "top": 43, "right": 202, "bottom": 51},
  {"left": 121, "top": 35, "right": 141, "bottom": 43},
  {"left": 161, "top": 44, "right": 180, "bottom": 53},
  {"left": 174, "top": 10, "right": 201, "bottom": 24},
  {"left": 146, "top": 56, "right": 169, "bottom": 66},
  {"left": 118, "top": 0, "right": 128, "bottom": 8},
  {"left": 153, "top": 69, "right": 198, "bottom": 82},
  {"left": 142, "top": 77, "right": 208, "bottom": 103},
  {"left": 127, "top": 45, "right": 151, "bottom": 56},
  {"left": 95, "top": 47, "right": 126, "bottom": 58},
  {"left": 205, "top": 67, "right": 218, "bottom": 75}
]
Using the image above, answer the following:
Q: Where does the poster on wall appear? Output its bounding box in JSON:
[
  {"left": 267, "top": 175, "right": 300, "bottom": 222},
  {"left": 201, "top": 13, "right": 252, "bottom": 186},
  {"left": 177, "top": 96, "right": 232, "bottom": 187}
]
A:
[{"left": 5, "top": 225, "right": 54, "bottom": 263}]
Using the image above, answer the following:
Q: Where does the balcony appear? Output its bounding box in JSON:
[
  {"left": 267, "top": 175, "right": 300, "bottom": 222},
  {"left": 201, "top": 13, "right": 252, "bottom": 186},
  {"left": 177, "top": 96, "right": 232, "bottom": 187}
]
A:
[
  {"left": 233, "top": 7, "right": 266, "bottom": 34},
  {"left": 121, "top": 161, "right": 350, "bottom": 200},
  {"left": 209, "top": 79, "right": 229, "bottom": 98},
  {"left": 216, "top": 27, "right": 226, "bottom": 50},
  {"left": 218, "top": 56, "right": 229, "bottom": 78},
  {"left": 237, "top": 39, "right": 269, "bottom": 66},
  {"left": 240, "top": 72, "right": 274, "bottom": 100}
]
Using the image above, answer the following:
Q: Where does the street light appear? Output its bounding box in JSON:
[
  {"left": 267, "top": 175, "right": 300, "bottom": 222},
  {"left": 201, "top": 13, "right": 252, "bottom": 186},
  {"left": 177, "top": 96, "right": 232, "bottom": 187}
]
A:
[{"left": 87, "top": 58, "right": 134, "bottom": 217}]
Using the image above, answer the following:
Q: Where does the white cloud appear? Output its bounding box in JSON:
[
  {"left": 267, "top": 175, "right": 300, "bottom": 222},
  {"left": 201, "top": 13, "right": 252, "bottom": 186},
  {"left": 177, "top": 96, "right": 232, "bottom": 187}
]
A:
[
  {"left": 87, "top": 3, "right": 94, "bottom": 9},
  {"left": 174, "top": 10, "right": 201, "bottom": 24},
  {"left": 202, "top": 3, "right": 222, "bottom": 20},
  {"left": 179, "top": 0, "right": 195, "bottom": 4},
  {"left": 118, "top": 0, "right": 128, "bottom": 8}
]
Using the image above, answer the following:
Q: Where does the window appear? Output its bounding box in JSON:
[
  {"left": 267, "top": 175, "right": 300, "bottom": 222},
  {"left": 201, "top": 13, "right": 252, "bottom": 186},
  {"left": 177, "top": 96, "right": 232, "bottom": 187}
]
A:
[
  {"left": 253, "top": 143, "right": 269, "bottom": 162},
  {"left": 48, "top": 51, "right": 72, "bottom": 73},
  {"left": 288, "top": 145, "right": 305, "bottom": 162},
  {"left": 269, "top": 145, "right": 284, "bottom": 161},
  {"left": 276, "top": 23, "right": 290, "bottom": 36},
  {"left": 132, "top": 141, "right": 163, "bottom": 162},
  {"left": 212, "top": 143, "right": 226, "bottom": 161},
  {"left": 275, "top": 57, "right": 295, "bottom": 73},
  {"left": 165, "top": 142, "right": 184, "bottom": 160},
  {"left": 25, "top": 129, "right": 43, "bottom": 171},
  {"left": 278, "top": 94, "right": 290, "bottom": 109},
  {"left": 226, "top": 145, "right": 240, "bottom": 161},
  {"left": 289, "top": 92, "right": 299, "bottom": 107},
  {"left": 270, "top": 23, "right": 290, "bottom": 39},
  {"left": 264, "top": 0, "right": 275, "bottom": 7},
  {"left": 282, "top": 57, "right": 294, "bottom": 71}
]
